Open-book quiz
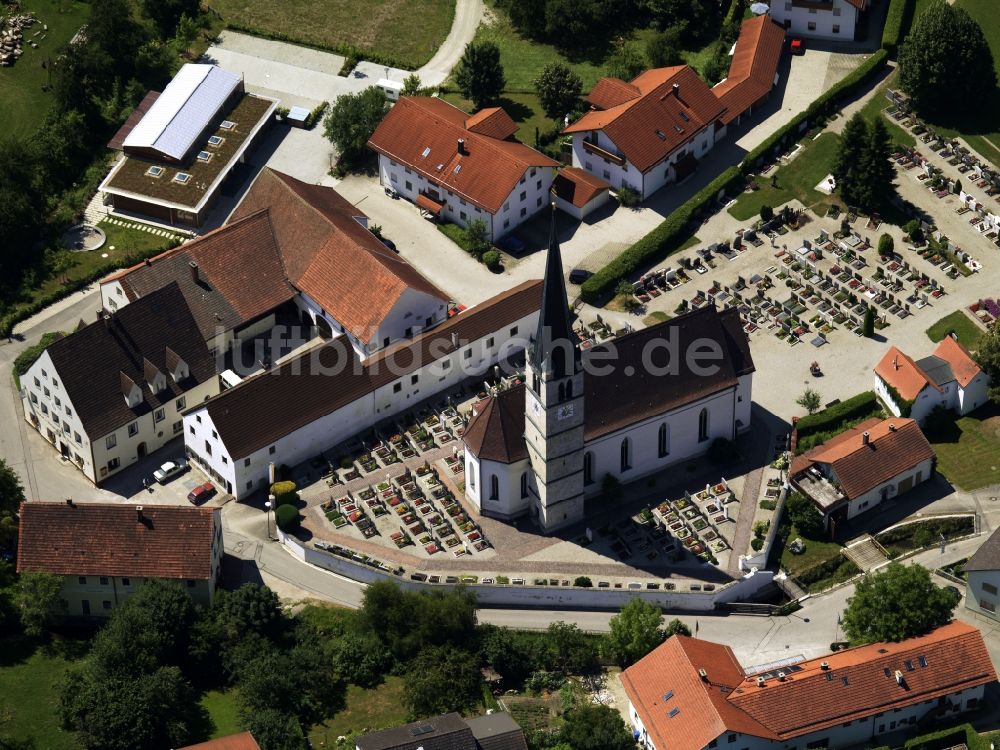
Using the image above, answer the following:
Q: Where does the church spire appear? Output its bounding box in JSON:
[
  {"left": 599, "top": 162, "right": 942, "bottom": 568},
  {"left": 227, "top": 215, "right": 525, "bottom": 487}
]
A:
[{"left": 531, "top": 205, "right": 577, "bottom": 379}]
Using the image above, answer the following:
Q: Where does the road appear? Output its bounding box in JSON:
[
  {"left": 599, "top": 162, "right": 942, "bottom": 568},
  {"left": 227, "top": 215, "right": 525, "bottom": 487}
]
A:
[{"left": 416, "top": 0, "right": 484, "bottom": 87}]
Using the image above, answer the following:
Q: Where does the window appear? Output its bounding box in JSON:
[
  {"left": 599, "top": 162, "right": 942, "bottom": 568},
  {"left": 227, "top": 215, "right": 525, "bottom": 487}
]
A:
[
  {"left": 390, "top": 173, "right": 398, "bottom": 183},
  {"left": 128, "top": 422, "right": 138, "bottom": 437},
  {"left": 603, "top": 169, "right": 611, "bottom": 180},
  {"left": 584, "top": 452, "right": 594, "bottom": 484},
  {"left": 405, "top": 181, "right": 412, "bottom": 191},
  {"left": 65, "top": 406, "right": 72, "bottom": 417},
  {"left": 243, "top": 458, "right": 251, "bottom": 468},
  {"left": 808, "top": 21, "right": 817, "bottom": 30},
  {"left": 196, "top": 415, "right": 202, "bottom": 423},
  {"left": 905, "top": 660, "right": 915, "bottom": 671},
  {"left": 486, "top": 337, "right": 494, "bottom": 348},
  {"left": 411, "top": 374, "right": 419, "bottom": 385},
  {"left": 154, "top": 408, "right": 165, "bottom": 423},
  {"left": 490, "top": 475, "right": 499, "bottom": 500},
  {"left": 520, "top": 207, "right": 527, "bottom": 217},
  {"left": 984, "top": 582, "right": 998, "bottom": 596},
  {"left": 585, "top": 161, "right": 593, "bottom": 170},
  {"left": 100, "top": 576, "right": 109, "bottom": 585},
  {"left": 173, "top": 421, "right": 182, "bottom": 434},
  {"left": 205, "top": 441, "right": 212, "bottom": 456},
  {"left": 832, "top": 24, "right": 840, "bottom": 33},
  {"left": 106, "top": 434, "right": 117, "bottom": 449},
  {"left": 52, "top": 415, "right": 59, "bottom": 426},
  {"left": 728, "top": 735, "right": 737, "bottom": 744},
  {"left": 784, "top": 1, "right": 791, "bottom": 8},
  {"left": 537, "top": 197, "right": 542, "bottom": 207},
  {"left": 122, "top": 578, "right": 130, "bottom": 586},
  {"left": 222, "top": 456, "right": 228, "bottom": 464},
  {"left": 503, "top": 219, "right": 510, "bottom": 229},
  {"left": 30, "top": 392, "right": 38, "bottom": 404},
  {"left": 469, "top": 463, "right": 476, "bottom": 491},
  {"left": 176, "top": 396, "right": 186, "bottom": 410},
  {"left": 808, "top": 6, "right": 817, "bottom": 11},
  {"left": 211, "top": 429, "right": 218, "bottom": 439},
  {"left": 247, "top": 480, "right": 254, "bottom": 490},
  {"left": 460, "top": 211, "right": 467, "bottom": 221},
  {"left": 33, "top": 377, "right": 40, "bottom": 388},
  {"left": 103, "top": 600, "right": 112, "bottom": 610},
  {"left": 269, "top": 446, "right": 276, "bottom": 455},
  {"left": 54, "top": 396, "right": 61, "bottom": 407},
  {"left": 620, "top": 438, "right": 632, "bottom": 472},
  {"left": 108, "top": 457, "right": 120, "bottom": 471},
  {"left": 520, "top": 472, "right": 529, "bottom": 498},
  {"left": 698, "top": 408, "right": 709, "bottom": 442},
  {"left": 536, "top": 180, "right": 542, "bottom": 190},
  {"left": 833, "top": 5, "right": 841, "bottom": 14},
  {"left": 404, "top": 166, "right": 412, "bottom": 174},
  {"left": 464, "top": 348, "right": 472, "bottom": 360},
  {"left": 74, "top": 431, "right": 81, "bottom": 444},
  {"left": 510, "top": 326, "right": 518, "bottom": 335},
  {"left": 41, "top": 403, "right": 48, "bottom": 415},
  {"left": 78, "top": 576, "right": 86, "bottom": 584},
  {"left": 658, "top": 423, "right": 670, "bottom": 457},
  {"left": 442, "top": 360, "right": 451, "bottom": 371},
  {"left": 393, "top": 382, "right": 402, "bottom": 393},
  {"left": 43, "top": 387, "right": 49, "bottom": 397}
]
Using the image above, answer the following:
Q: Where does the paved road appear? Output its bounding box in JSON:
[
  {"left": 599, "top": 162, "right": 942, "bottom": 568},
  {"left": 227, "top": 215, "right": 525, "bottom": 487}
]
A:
[{"left": 417, "top": 0, "right": 484, "bottom": 87}]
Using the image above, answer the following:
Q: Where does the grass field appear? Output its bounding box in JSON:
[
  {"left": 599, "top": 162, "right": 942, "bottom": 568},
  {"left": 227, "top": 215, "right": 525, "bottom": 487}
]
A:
[
  {"left": 309, "top": 676, "right": 410, "bottom": 744},
  {"left": 199, "top": 689, "right": 242, "bottom": 739},
  {"left": 928, "top": 408, "right": 1000, "bottom": 491},
  {"left": 925, "top": 310, "right": 984, "bottom": 351},
  {"left": 857, "top": 73, "right": 915, "bottom": 149},
  {"left": 0, "top": 0, "right": 90, "bottom": 138},
  {"left": 442, "top": 90, "right": 553, "bottom": 150},
  {"left": 728, "top": 133, "right": 842, "bottom": 220},
  {"left": 209, "top": 0, "right": 455, "bottom": 69},
  {"left": 0, "top": 638, "right": 88, "bottom": 749}
]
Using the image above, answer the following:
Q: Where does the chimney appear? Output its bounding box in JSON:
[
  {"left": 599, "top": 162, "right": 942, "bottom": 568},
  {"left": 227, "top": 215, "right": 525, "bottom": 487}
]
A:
[
  {"left": 451, "top": 332, "right": 458, "bottom": 349},
  {"left": 698, "top": 668, "right": 708, "bottom": 681},
  {"left": 102, "top": 312, "right": 111, "bottom": 329},
  {"left": 862, "top": 431, "right": 870, "bottom": 446},
  {"left": 777, "top": 671, "right": 786, "bottom": 682},
  {"left": 756, "top": 676, "right": 766, "bottom": 687},
  {"left": 889, "top": 424, "right": 897, "bottom": 432},
  {"left": 136, "top": 505, "right": 144, "bottom": 522},
  {"left": 820, "top": 661, "right": 830, "bottom": 670},
  {"left": 189, "top": 260, "right": 199, "bottom": 284},
  {"left": 457, "top": 138, "right": 466, "bottom": 155},
  {"left": 893, "top": 355, "right": 899, "bottom": 370},
  {"left": 672, "top": 83, "right": 680, "bottom": 97},
  {"left": 145, "top": 258, "right": 152, "bottom": 266},
  {"left": 65, "top": 497, "right": 74, "bottom": 507}
]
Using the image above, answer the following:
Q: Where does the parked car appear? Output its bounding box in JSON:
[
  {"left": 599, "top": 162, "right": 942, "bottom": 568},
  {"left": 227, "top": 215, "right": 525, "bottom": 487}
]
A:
[
  {"left": 187, "top": 482, "right": 216, "bottom": 505},
  {"left": 569, "top": 268, "right": 593, "bottom": 285},
  {"left": 153, "top": 460, "right": 188, "bottom": 484},
  {"left": 497, "top": 235, "right": 524, "bottom": 254},
  {"left": 790, "top": 37, "right": 805, "bottom": 55}
]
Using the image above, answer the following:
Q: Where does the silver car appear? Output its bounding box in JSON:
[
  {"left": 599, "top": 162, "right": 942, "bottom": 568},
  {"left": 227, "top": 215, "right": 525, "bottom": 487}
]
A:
[{"left": 153, "top": 460, "right": 188, "bottom": 484}]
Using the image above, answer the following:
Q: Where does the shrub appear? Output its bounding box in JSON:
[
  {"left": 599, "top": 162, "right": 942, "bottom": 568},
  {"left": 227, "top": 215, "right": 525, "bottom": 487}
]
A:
[
  {"left": 795, "top": 391, "right": 880, "bottom": 441},
  {"left": 573, "top": 576, "right": 593, "bottom": 588},
  {"left": 13, "top": 331, "right": 66, "bottom": 376},
  {"left": 274, "top": 503, "right": 300, "bottom": 531},
  {"left": 751, "top": 537, "right": 764, "bottom": 551},
  {"left": 525, "top": 670, "right": 566, "bottom": 694},
  {"left": 270, "top": 480, "right": 299, "bottom": 506},
  {"left": 482, "top": 250, "right": 501, "bottom": 271},
  {"left": 881, "top": 0, "right": 916, "bottom": 55},
  {"left": 616, "top": 185, "right": 641, "bottom": 207}
]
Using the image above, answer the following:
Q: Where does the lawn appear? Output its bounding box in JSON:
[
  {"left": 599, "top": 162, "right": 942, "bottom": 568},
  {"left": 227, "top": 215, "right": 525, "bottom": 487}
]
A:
[
  {"left": 728, "top": 133, "right": 842, "bottom": 221},
  {"left": 0, "top": 638, "right": 89, "bottom": 749},
  {"left": 441, "top": 90, "right": 555, "bottom": 152},
  {"left": 209, "top": 0, "right": 455, "bottom": 69},
  {"left": 856, "top": 73, "right": 915, "bottom": 149},
  {"left": 779, "top": 528, "right": 845, "bottom": 578},
  {"left": 309, "top": 676, "right": 410, "bottom": 745},
  {"left": 927, "top": 408, "right": 1000, "bottom": 491},
  {"left": 199, "top": 689, "right": 242, "bottom": 739},
  {"left": 0, "top": 0, "right": 90, "bottom": 138},
  {"left": 925, "top": 310, "right": 984, "bottom": 351}
]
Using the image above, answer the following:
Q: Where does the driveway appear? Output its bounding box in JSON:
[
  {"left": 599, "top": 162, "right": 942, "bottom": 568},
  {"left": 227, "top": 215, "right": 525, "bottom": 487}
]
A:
[{"left": 417, "top": 0, "right": 485, "bottom": 87}]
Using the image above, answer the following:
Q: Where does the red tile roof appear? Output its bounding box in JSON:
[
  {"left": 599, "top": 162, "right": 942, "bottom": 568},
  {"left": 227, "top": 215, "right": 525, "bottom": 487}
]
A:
[
  {"left": 107, "top": 90, "right": 161, "bottom": 151},
  {"left": 367, "top": 97, "right": 559, "bottom": 214},
  {"left": 932, "top": 335, "right": 982, "bottom": 388},
  {"left": 713, "top": 16, "right": 785, "bottom": 126},
  {"left": 179, "top": 732, "right": 261, "bottom": 750},
  {"left": 844, "top": 0, "right": 870, "bottom": 10},
  {"left": 565, "top": 66, "right": 726, "bottom": 173},
  {"left": 792, "top": 417, "right": 935, "bottom": 500},
  {"left": 623, "top": 622, "right": 995, "bottom": 750},
  {"left": 586, "top": 77, "right": 641, "bottom": 110},
  {"left": 875, "top": 346, "right": 937, "bottom": 401},
  {"left": 231, "top": 169, "right": 448, "bottom": 346},
  {"left": 466, "top": 107, "right": 519, "bottom": 140},
  {"left": 463, "top": 383, "right": 529, "bottom": 464},
  {"left": 17, "top": 502, "right": 219, "bottom": 580},
  {"left": 552, "top": 167, "right": 610, "bottom": 209}
]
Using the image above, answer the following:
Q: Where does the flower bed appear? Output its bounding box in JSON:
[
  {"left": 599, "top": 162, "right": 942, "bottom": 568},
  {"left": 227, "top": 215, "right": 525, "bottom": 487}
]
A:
[{"left": 692, "top": 518, "right": 708, "bottom": 531}]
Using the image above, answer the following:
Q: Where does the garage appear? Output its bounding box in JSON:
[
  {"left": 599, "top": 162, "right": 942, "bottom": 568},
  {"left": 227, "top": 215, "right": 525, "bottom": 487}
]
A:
[{"left": 552, "top": 167, "right": 611, "bottom": 220}]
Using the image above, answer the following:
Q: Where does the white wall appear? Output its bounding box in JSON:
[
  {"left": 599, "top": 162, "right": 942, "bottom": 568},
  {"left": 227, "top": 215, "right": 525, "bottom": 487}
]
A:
[
  {"left": 472, "top": 455, "right": 532, "bottom": 519},
  {"left": 842, "top": 456, "right": 934, "bottom": 520},
  {"left": 966, "top": 569, "right": 1000, "bottom": 621},
  {"left": 767, "top": 2, "right": 857, "bottom": 39},
  {"left": 958, "top": 372, "right": 990, "bottom": 415},
  {"left": 374, "top": 289, "right": 448, "bottom": 351}
]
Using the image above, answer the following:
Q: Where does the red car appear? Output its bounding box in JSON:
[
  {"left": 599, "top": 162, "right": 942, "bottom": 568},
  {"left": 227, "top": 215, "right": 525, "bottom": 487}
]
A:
[
  {"left": 790, "top": 37, "right": 805, "bottom": 55},
  {"left": 187, "top": 482, "right": 216, "bottom": 505}
]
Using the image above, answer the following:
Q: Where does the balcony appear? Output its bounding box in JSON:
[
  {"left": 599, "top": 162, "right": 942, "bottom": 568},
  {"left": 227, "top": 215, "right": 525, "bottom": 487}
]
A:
[{"left": 582, "top": 138, "right": 625, "bottom": 167}]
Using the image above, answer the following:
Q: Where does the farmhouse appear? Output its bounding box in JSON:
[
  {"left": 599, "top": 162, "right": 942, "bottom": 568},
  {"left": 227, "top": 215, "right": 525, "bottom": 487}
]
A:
[
  {"left": 790, "top": 417, "right": 935, "bottom": 528},
  {"left": 964, "top": 526, "right": 1000, "bottom": 622},
  {"left": 623, "top": 622, "right": 995, "bottom": 750},
  {"left": 368, "top": 97, "right": 559, "bottom": 241},
  {"left": 767, "top": 0, "right": 869, "bottom": 40},
  {"left": 874, "top": 337, "right": 989, "bottom": 424},
  {"left": 16, "top": 501, "right": 223, "bottom": 617},
  {"left": 99, "top": 63, "right": 278, "bottom": 227}
]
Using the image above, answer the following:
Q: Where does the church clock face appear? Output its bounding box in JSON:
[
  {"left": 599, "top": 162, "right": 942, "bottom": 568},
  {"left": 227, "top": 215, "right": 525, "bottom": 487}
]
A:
[
  {"left": 557, "top": 403, "right": 574, "bottom": 421},
  {"left": 531, "top": 397, "right": 542, "bottom": 417}
]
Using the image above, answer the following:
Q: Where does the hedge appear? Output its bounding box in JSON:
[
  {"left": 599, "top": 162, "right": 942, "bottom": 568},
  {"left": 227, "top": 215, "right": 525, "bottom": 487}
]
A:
[
  {"left": 275, "top": 503, "right": 301, "bottom": 531},
  {"left": 905, "top": 724, "right": 973, "bottom": 750},
  {"left": 270, "top": 480, "right": 299, "bottom": 506},
  {"left": 581, "top": 48, "right": 890, "bottom": 302},
  {"left": 795, "top": 391, "right": 880, "bottom": 439},
  {"left": 881, "top": 0, "right": 917, "bottom": 56}
]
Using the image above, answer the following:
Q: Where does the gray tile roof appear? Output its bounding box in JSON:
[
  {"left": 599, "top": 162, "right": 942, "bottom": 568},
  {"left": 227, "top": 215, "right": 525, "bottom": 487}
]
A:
[{"left": 966, "top": 525, "right": 1000, "bottom": 571}]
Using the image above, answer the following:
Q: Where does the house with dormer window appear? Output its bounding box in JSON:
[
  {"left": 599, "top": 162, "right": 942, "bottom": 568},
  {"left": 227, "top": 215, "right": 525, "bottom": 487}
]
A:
[{"left": 19, "top": 282, "right": 218, "bottom": 484}]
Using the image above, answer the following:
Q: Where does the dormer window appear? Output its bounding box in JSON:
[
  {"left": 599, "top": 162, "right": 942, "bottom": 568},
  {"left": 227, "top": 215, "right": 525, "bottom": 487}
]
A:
[
  {"left": 165, "top": 347, "right": 189, "bottom": 382},
  {"left": 120, "top": 372, "right": 142, "bottom": 409},
  {"left": 143, "top": 358, "right": 167, "bottom": 393}
]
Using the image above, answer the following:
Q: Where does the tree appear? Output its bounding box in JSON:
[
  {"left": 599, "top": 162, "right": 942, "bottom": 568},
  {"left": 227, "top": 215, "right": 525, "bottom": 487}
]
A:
[
  {"left": 544, "top": 0, "right": 612, "bottom": 48},
  {"left": 559, "top": 703, "right": 636, "bottom": 750},
  {"left": 605, "top": 598, "right": 666, "bottom": 667},
  {"left": 877, "top": 233, "right": 894, "bottom": 256},
  {"left": 545, "top": 621, "right": 597, "bottom": 673},
  {"left": 140, "top": 0, "right": 200, "bottom": 37},
  {"left": 215, "top": 583, "right": 286, "bottom": 643},
  {"left": 606, "top": 39, "right": 645, "bottom": 82},
  {"left": 0, "top": 458, "right": 25, "bottom": 516},
  {"left": 463, "top": 218, "right": 492, "bottom": 258},
  {"left": 16, "top": 571, "right": 64, "bottom": 638},
  {"left": 860, "top": 117, "right": 894, "bottom": 206},
  {"left": 759, "top": 204, "right": 774, "bottom": 223},
  {"left": 401, "top": 73, "right": 422, "bottom": 96},
  {"left": 842, "top": 562, "right": 957, "bottom": 644},
  {"left": 862, "top": 306, "right": 876, "bottom": 338},
  {"left": 644, "top": 0, "right": 718, "bottom": 43},
  {"left": 403, "top": 645, "right": 482, "bottom": 718},
  {"left": 237, "top": 642, "right": 343, "bottom": 728},
  {"left": 664, "top": 618, "right": 692, "bottom": 637},
  {"left": 899, "top": 1, "right": 996, "bottom": 118},
  {"left": 245, "top": 708, "right": 306, "bottom": 750},
  {"left": 479, "top": 625, "right": 535, "bottom": 687},
  {"left": 323, "top": 88, "right": 390, "bottom": 169},
  {"left": 974, "top": 325, "right": 1000, "bottom": 402},
  {"left": 455, "top": 41, "right": 506, "bottom": 108},
  {"left": 796, "top": 388, "right": 822, "bottom": 416},
  {"left": 646, "top": 26, "right": 683, "bottom": 67},
  {"left": 833, "top": 113, "right": 871, "bottom": 208},
  {"left": 786, "top": 491, "right": 824, "bottom": 539},
  {"left": 534, "top": 63, "right": 583, "bottom": 120},
  {"left": 504, "top": 0, "right": 548, "bottom": 39},
  {"left": 330, "top": 632, "right": 393, "bottom": 688}
]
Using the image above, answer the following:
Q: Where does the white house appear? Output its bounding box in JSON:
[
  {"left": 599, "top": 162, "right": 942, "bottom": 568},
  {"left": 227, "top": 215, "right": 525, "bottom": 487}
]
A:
[
  {"left": 463, "top": 221, "right": 754, "bottom": 532},
  {"left": 964, "top": 526, "right": 1000, "bottom": 621},
  {"left": 182, "top": 281, "right": 543, "bottom": 498},
  {"left": 17, "top": 501, "right": 224, "bottom": 617},
  {"left": 767, "top": 0, "right": 868, "bottom": 40},
  {"left": 20, "top": 283, "right": 219, "bottom": 485},
  {"left": 623, "top": 621, "right": 994, "bottom": 750},
  {"left": 874, "top": 336, "right": 989, "bottom": 424},
  {"left": 367, "top": 97, "right": 559, "bottom": 241},
  {"left": 790, "top": 417, "right": 935, "bottom": 530},
  {"left": 551, "top": 167, "right": 612, "bottom": 220}
]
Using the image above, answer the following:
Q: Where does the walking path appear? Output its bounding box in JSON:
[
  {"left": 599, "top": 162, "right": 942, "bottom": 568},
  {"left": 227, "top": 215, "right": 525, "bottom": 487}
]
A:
[{"left": 416, "top": 0, "right": 485, "bottom": 87}]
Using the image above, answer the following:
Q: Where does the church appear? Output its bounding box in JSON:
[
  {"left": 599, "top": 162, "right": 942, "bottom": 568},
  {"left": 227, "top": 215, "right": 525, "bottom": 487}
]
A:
[{"left": 462, "top": 221, "right": 755, "bottom": 532}]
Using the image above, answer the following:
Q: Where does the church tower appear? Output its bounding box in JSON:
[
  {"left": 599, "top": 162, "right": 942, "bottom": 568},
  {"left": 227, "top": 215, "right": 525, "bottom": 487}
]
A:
[{"left": 524, "top": 207, "right": 585, "bottom": 532}]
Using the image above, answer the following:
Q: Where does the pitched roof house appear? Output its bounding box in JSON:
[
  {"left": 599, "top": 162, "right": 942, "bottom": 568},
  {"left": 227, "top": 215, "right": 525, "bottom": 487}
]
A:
[
  {"left": 17, "top": 501, "right": 224, "bottom": 616},
  {"left": 712, "top": 15, "right": 786, "bottom": 127},
  {"left": 20, "top": 283, "right": 219, "bottom": 485},
  {"left": 874, "top": 337, "right": 989, "bottom": 423},
  {"left": 790, "top": 417, "right": 935, "bottom": 527},
  {"left": 367, "top": 97, "right": 559, "bottom": 241},
  {"left": 623, "top": 622, "right": 995, "bottom": 750},
  {"left": 964, "top": 526, "right": 1000, "bottom": 622},
  {"left": 355, "top": 712, "right": 528, "bottom": 750},
  {"left": 768, "top": 0, "right": 870, "bottom": 40},
  {"left": 179, "top": 732, "right": 262, "bottom": 750}
]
